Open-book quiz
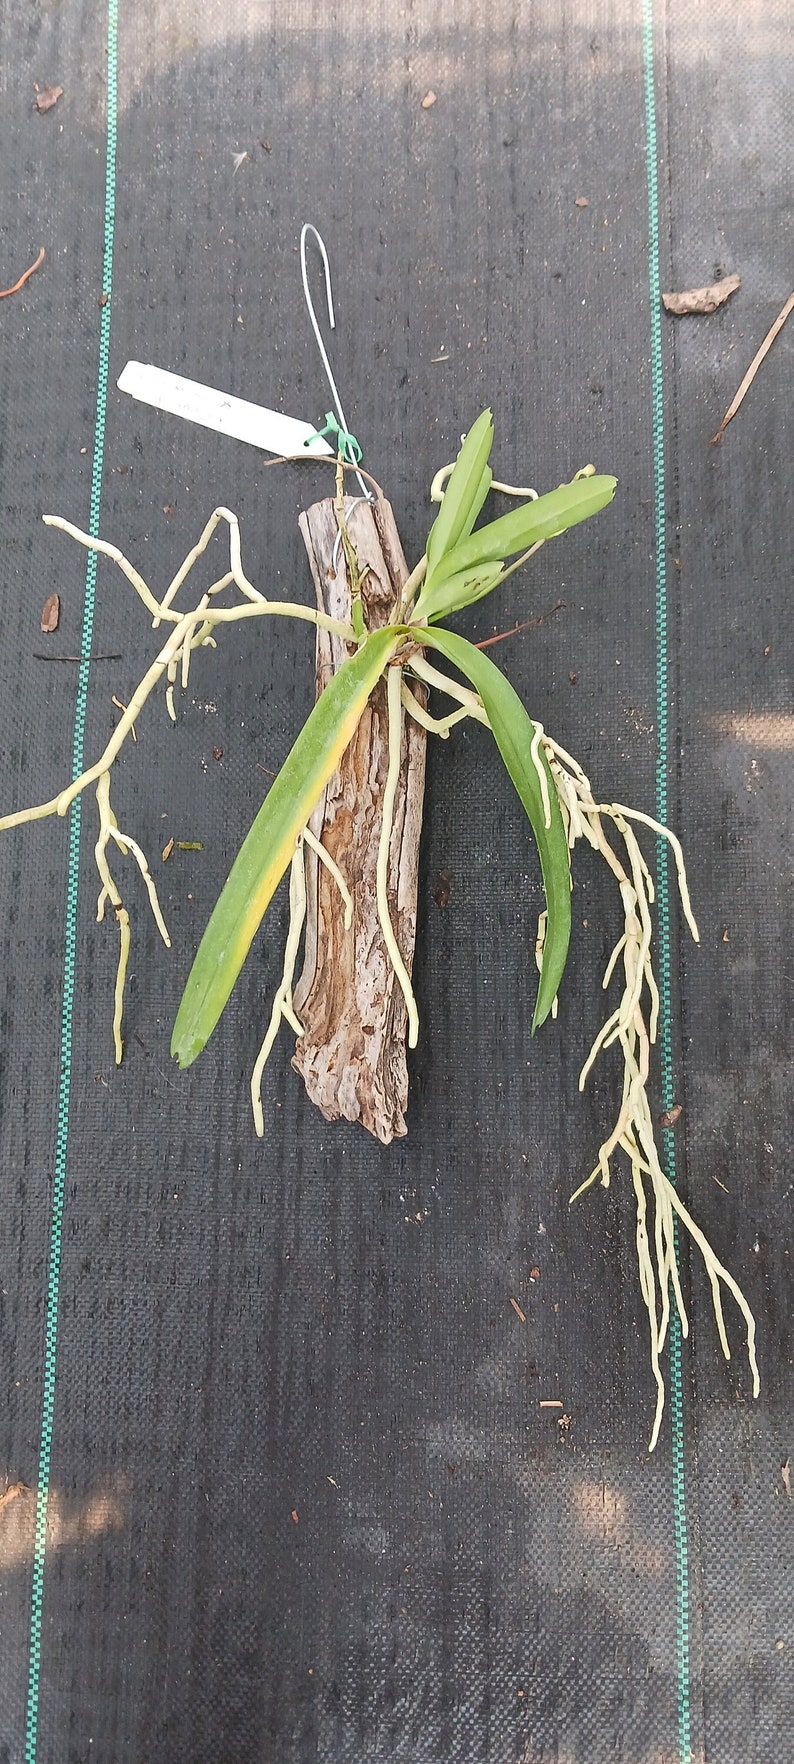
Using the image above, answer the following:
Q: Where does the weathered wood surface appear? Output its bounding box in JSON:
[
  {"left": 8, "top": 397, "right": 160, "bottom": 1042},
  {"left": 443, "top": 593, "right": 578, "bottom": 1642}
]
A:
[{"left": 291, "top": 495, "right": 426, "bottom": 1143}]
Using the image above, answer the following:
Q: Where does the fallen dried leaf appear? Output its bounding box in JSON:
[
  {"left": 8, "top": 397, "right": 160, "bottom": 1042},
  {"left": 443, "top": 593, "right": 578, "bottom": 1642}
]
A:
[
  {"left": 0, "top": 247, "right": 45, "bottom": 299},
  {"left": 711, "top": 289, "right": 794, "bottom": 442},
  {"left": 659, "top": 1103, "right": 683, "bottom": 1128},
  {"left": 0, "top": 1481, "right": 29, "bottom": 1514},
  {"left": 33, "top": 85, "right": 63, "bottom": 113},
  {"left": 40, "top": 594, "right": 60, "bottom": 633},
  {"left": 161, "top": 838, "right": 174, "bottom": 862},
  {"left": 663, "top": 273, "right": 740, "bottom": 316},
  {"left": 421, "top": 90, "right": 437, "bottom": 109},
  {"left": 782, "top": 1459, "right": 791, "bottom": 1499}
]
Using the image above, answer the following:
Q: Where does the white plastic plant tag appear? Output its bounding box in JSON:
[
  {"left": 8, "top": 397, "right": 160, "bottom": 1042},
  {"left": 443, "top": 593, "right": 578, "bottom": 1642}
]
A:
[{"left": 117, "top": 362, "right": 334, "bottom": 458}]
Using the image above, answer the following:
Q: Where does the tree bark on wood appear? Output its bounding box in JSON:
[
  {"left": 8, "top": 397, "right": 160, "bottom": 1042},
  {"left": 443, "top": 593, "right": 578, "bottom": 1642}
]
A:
[{"left": 291, "top": 494, "right": 427, "bottom": 1143}]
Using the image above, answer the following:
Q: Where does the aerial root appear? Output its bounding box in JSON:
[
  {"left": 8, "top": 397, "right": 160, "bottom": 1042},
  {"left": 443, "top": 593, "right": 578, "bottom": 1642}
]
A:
[
  {"left": 249, "top": 822, "right": 357, "bottom": 1134},
  {"left": 250, "top": 842, "right": 308, "bottom": 1136},
  {"left": 375, "top": 665, "right": 420, "bottom": 1048},
  {"left": 545, "top": 732, "right": 759, "bottom": 1448},
  {"left": 94, "top": 771, "right": 169, "bottom": 1062},
  {"left": 0, "top": 507, "right": 362, "bottom": 1062}
]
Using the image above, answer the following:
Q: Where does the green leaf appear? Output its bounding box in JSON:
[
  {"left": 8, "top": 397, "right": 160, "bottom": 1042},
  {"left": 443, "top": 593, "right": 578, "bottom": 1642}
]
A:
[
  {"left": 459, "top": 463, "right": 493, "bottom": 539},
  {"left": 425, "top": 410, "right": 495, "bottom": 580},
  {"left": 171, "top": 626, "right": 402, "bottom": 1069},
  {"left": 419, "top": 560, "right": 505, "bottom": 624},
  {"left": 439, "top": 473, "right": 617, "bottom": 576},
  {"left": 417, "top": 626, "right": 571, "bottom": 1029}
]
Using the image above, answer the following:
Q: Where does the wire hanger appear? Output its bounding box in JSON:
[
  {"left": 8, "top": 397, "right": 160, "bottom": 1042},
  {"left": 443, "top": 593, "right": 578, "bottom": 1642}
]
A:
[{"left": 299, "top": 224, "right": 373, "bottom": 502}]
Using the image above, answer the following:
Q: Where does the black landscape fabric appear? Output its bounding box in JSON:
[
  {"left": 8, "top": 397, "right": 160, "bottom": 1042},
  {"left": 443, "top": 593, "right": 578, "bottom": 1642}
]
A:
[{"left": 0, "top": 4, "right": 791, "bottom": 1761}]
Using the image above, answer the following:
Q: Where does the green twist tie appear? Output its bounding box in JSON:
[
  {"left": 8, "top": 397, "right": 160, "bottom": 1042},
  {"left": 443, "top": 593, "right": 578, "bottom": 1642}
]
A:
[{"left": 304, "top": 411, "right": 362, "bottom": 464}]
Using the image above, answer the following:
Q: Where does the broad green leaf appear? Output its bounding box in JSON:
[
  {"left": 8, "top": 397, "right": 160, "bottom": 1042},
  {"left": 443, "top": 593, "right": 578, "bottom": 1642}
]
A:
[
  {"left": 438, "top": 473, "right": 617, "bottom": 577},
  {"left": 419, "top": 560, "right": 505, "bottom": 624},
  {"left": 425, "top": 410, "right": 494, "bottom": 579},
  {"left": 418, "top": 626, "right": 571, "bottom": 1029},
  {"left": 460, "top": 463, "right": 493, "bottom": 539},
  {"left": 171, "top": 626, "right": 402, "bottom": 1068}
]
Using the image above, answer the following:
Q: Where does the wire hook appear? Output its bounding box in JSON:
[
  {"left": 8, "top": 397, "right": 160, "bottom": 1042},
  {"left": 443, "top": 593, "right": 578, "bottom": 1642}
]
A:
[{"left": 299, "top": 224, "right": 372, "bottom": 500}]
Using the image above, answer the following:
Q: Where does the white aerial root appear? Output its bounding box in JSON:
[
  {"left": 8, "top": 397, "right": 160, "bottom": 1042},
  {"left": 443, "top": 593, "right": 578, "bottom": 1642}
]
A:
[
  {"left": 0, "top": 511, "right": 357, "bottom": 1057},
  {"left": 250, "top": 825, "right": 355, "bottom": 1134},
  {"left": 93, "top": 771, "right": 169, "bottom": 1063},
  {"left": 250, "top": 843, "right": 308, "bottom": 1137},
  {"left": 544, "top": 734, "right": 760, "bottom": 1450},
  {"left": 376, "top": 665, "right": 421, "bottom": 1048}
]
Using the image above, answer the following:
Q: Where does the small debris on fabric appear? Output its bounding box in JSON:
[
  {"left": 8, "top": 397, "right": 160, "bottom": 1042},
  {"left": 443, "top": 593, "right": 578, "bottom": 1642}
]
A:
[
  {"left": 260, "top": 139, "right": 272, "bottom": 152},
  {"left": 539, "top": 1400, "right": 563, "bottom": 1409},
  {"left": 212, "top": 746, "right": 223, "bottom": 761},
  {"left": 574, "top": 196, "right": 589, "bottom": 208},
  {"left": 232, "top": 150, "right": 249, "bottom": 173},
  {"left": 40, "top": 594, "right": 60, "bottom": 633},
  {"left": 421, "top": 90, "right": 437, "bottom": 108},
  {"left": 33, "top": 84, "right": 64, "bottom": 112},
  {"left": 290, "top": 1509, "right": 299, "bottom": 1524},
  {"left": 0, "top": 247, "right": 45, "bottom": 298},
  {"left": 509, "top": 1297, "right": 526, "bottom": 1323},
  {"left": 162, "top": 839, "right": 174, "bottom": 862},
  {"left": 529, "top": 1266, "right": 541, "bottom": 1282},
  {"left": 711, "top": 289, "right": 794, "bottom": 442},
  {"left": 177, "top": 841, "right": 203, "bottom": 851},
  {"left": 662, "top": 274, "right": 740, "bottom": 315},
  {"left": 659, "top": 1103, "right": 683, "bottom": 1128},
  {"left": 782, "top": 1460, "right": 791, "bottom": 1500},
  {"left": 162, "top": 503, "right": 175, "bottom": 515},
  {"left": 98, "top": 292, "right": 109, "bottom": 307},
  {"left": 569, "top": 671, "right": 578, "bottom": 684},
  {"left": 433, "top": 869, "right": 451, "bottom": 908}
]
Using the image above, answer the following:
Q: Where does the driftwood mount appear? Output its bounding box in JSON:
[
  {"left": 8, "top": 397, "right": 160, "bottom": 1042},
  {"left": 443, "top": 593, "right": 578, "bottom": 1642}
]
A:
[{"left": 292, "top": 494, "right": 427, "bottom": 1144}]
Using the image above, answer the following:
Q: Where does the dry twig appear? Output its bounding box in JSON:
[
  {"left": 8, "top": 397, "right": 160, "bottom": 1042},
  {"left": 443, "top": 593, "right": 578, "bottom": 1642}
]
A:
[{"left": 711, "top": 290, "right": 794, "bottom": 443}]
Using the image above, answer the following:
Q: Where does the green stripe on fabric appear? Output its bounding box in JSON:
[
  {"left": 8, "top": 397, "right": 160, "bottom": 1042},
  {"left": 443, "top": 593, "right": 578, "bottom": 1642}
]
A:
[
  {"left": 641, "top": 5, "right": 692, "bottom": 1762},
  {"left": 24, "top": 5, "right": 119, "bottom": 1758}
]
